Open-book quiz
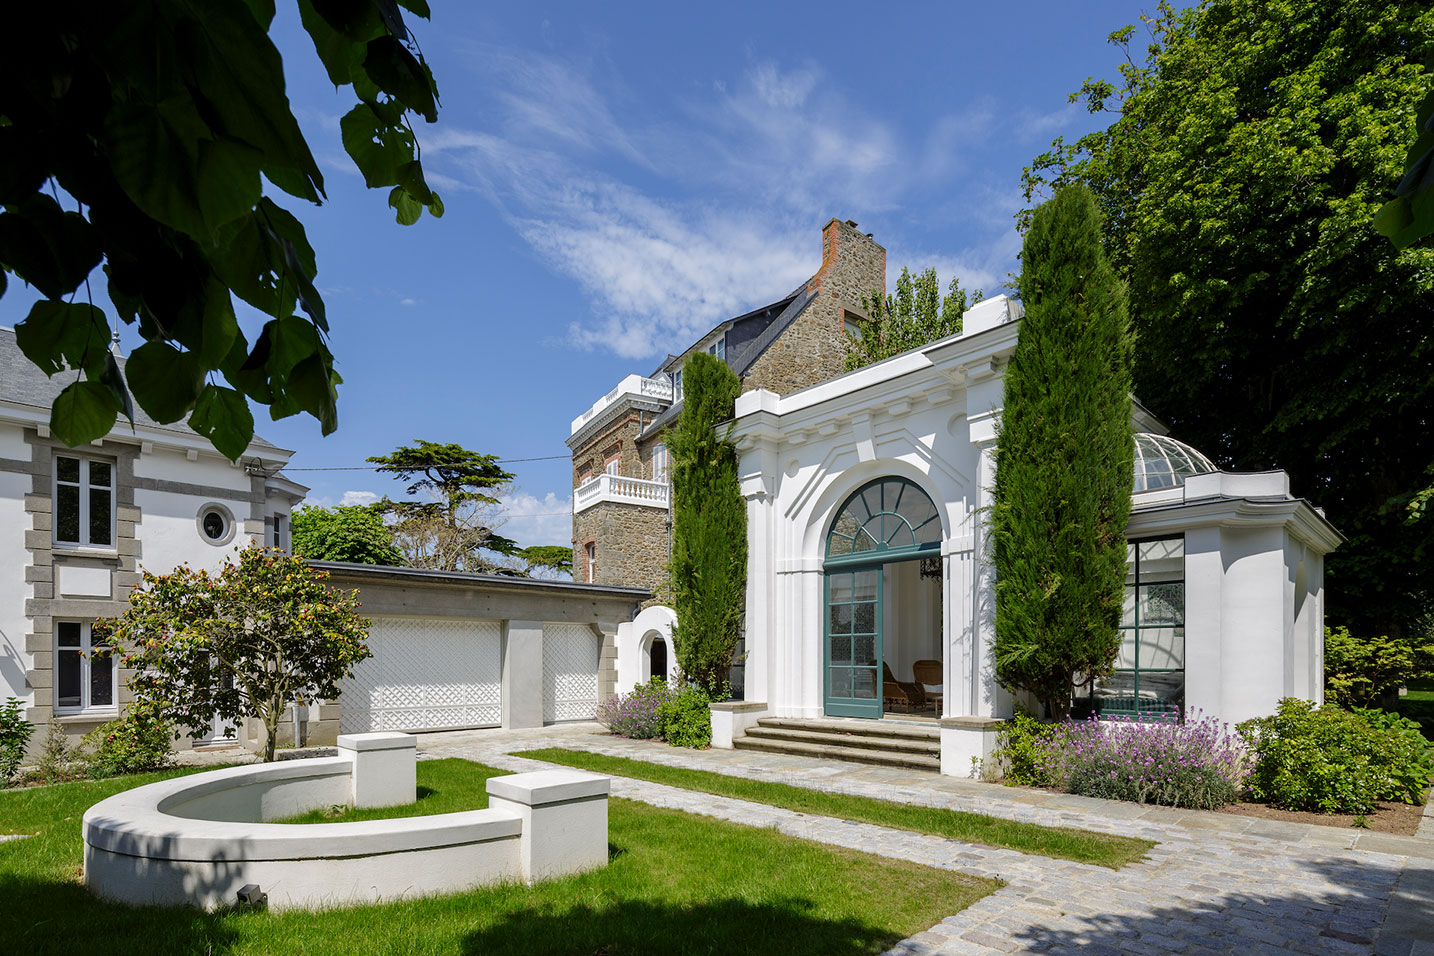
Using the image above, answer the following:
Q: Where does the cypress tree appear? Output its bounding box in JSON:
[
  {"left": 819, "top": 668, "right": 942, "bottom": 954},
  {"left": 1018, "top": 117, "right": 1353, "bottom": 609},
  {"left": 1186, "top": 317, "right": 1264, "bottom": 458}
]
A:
[
  {"left": 991, "top": 184, "right": 1135, "bottom": 719},
  {"left": 666, "top": 352, "right": 747, "bottom": 695}
]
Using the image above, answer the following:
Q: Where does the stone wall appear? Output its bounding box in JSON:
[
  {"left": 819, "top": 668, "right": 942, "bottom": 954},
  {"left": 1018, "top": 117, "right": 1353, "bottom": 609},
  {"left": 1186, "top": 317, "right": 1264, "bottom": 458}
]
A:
[
  {"left": 573, "top": 501, "right": 669, "bottom": 596},
  {"left": 742, "top": 218, "right": 886, "bottom": 396},
  {"left": 571, "top": 414, "right": 648, "bottom": 485}
]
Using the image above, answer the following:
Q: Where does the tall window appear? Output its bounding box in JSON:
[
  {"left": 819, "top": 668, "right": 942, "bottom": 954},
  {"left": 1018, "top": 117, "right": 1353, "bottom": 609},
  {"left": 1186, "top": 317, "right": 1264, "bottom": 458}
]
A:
[
  {"left": 272, "top": 514, "right": 287, "bottom": 550},
  {"left": 707, "top": 338, "right": 725, "bottom": 362},
  {"left": 672, "top": 368, "right": 683, "bottom": 401},
  {"left": 1093, "top": 537, "right": 1185, "bottom": 717},
  {"left": 585, "top": 543, "right": 596, "bottom": 582},
  {"left": 651, "top": 443, "right": 669, "bottom": 483},
  {"left": 604, "top": 453, "right": 621, "bottom": 476},
  {"left": 55, "top": 621, "right": 115, "bottom": 714},
  {"left": 55, "top": 455, "right": 114, "bottom": 548}
]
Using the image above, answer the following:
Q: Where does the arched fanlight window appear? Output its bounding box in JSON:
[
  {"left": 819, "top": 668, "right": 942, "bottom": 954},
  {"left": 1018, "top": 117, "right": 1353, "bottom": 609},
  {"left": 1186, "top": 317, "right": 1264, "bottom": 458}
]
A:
[{"left": 826, "top": 477, "right": 942, "bottom": 560}]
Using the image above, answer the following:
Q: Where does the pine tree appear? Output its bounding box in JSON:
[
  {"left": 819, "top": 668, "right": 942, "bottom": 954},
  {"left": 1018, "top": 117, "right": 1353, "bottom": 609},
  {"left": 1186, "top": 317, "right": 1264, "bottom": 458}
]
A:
[
  {"left": 666, "top": 353, "right": 746, "bottom": 695},
  {"left": 991, "top": 184, "right": 1135, "bottom": 719}
]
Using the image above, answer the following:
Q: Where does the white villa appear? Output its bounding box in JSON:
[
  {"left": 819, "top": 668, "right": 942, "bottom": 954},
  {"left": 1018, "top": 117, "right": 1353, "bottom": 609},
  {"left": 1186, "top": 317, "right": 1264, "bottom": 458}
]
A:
[{"left": 614, "top": 295, "right": 1341, "bottom": 774}]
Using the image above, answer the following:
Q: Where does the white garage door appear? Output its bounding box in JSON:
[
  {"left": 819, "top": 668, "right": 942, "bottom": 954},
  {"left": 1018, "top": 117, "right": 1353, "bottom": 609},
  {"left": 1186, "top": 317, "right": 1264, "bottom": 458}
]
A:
[
  {"left": 543, "top": 623, "right": 600, "bottom": 722},
  {"left": 340, "top": 617, "right": 502, "bottom": 733}
]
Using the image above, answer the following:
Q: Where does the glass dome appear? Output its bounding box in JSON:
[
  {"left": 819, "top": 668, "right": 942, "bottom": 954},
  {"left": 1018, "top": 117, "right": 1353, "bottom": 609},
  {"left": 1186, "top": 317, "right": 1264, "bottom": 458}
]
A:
[{"left": 1132, "top": 432, "right": 1216, "bottom": 492}]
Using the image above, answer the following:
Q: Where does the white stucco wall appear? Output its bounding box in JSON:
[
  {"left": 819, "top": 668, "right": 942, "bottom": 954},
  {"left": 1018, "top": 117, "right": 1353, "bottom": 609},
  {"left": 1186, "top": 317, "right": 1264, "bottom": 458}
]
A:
[
  {"left": 132, "top": 488, "right": 259, "bottom": 576},
  {"left": 0, "top": 467, "right": 31, "bottom": 703}
]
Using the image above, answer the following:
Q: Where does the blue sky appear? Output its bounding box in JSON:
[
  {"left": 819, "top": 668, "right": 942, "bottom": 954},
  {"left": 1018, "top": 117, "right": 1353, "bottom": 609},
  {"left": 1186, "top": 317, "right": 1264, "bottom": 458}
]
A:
[{"left": 4, "top": 2, "right": 1175, "bottom": 548}]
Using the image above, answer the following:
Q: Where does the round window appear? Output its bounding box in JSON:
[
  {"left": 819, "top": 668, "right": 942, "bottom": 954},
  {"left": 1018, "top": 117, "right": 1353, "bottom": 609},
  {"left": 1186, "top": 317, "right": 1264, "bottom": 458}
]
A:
[
  {"left": 202, "top": 511, "right": 227, "bottom": 540},
  {"left": 195, "top": 504, "right": 235, "bottom": 546}
]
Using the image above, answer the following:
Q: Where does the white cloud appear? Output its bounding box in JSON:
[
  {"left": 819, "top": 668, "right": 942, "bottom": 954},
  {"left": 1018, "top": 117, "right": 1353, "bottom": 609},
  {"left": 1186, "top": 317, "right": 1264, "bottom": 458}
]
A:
[
  {"left": 399, "top": 297, "right": 418, "bottom": 307},
  {"left": 498, "top": 490, "right": 572, "bottom": 547},
  {"left": 428, "top": 47, "right": 1013, "bottom": 361},
  {"left": 340, "top": 490, "right": 380, "bottom": 507}
]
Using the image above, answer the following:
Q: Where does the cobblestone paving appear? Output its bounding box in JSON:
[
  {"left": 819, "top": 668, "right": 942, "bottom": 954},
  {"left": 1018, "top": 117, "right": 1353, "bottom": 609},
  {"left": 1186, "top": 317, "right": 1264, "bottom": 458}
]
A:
[{"left": 420, "top": 724, "right": 1433, "bottom": 956}]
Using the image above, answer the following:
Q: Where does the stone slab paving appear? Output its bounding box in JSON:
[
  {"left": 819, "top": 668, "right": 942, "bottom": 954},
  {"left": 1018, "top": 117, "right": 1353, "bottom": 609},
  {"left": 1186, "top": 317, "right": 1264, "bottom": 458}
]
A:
[{"left": 419, "top": 724, "right": 1434, "bottom": 956}]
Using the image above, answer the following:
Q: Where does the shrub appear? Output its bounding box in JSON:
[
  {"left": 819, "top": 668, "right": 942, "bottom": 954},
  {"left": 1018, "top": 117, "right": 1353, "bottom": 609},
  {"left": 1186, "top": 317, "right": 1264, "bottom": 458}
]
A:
[
  {"left": 995, "top": 712, "right": 1062, "bottom": 787},
  {"left": 1238, "top": 698, "right": 1434, "bottom": 813},
  {"left": 597, "top": 679, "right": 677, "bottom": 739},
  {"left": 80, "top": 702, "right": 174, "bottom": 778},
  {"left": 1324, "top": 626, "right": 1434, "bottom": 708},
  {"left": 1054, "top": 712, "right": 1251, "bottom": 810},
  {"left": 34, "top": 722, "right": 79, "bottom": 784},
  {"left": 658, "top": 684, "right": 712, "bottom": 749},
  {"left": 0, "top": 698, "right": 33, "bottom": 785}
]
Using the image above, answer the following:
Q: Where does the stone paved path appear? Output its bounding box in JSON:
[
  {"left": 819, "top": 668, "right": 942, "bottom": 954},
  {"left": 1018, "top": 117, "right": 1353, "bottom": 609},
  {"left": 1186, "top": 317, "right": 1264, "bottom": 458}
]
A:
[{"left": 419, "top": 724, "right": 1434, "bottom": 956}]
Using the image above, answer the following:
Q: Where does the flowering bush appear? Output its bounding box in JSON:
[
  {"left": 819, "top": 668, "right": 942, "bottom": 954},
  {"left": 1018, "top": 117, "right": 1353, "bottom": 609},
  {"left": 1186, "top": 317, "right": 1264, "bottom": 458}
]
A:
[
  {"left": 598, "top": 679, "right": 677, "bottom": 739},
  {"left": 1057, "top": 712, "right": 1251, "bottom": 809},
  {"left": 994, "top": 710, "right": 1252, "bottom": 809}
]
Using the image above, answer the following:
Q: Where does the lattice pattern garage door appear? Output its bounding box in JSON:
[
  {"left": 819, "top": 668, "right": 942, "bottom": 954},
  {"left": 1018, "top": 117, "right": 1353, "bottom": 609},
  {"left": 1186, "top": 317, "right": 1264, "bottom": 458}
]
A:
[
  {"left": 339, "top": 616, "right": 502, "bottom": 733},
  {"left": 543, "top": 623, "right": 600, "bottom": 722}
]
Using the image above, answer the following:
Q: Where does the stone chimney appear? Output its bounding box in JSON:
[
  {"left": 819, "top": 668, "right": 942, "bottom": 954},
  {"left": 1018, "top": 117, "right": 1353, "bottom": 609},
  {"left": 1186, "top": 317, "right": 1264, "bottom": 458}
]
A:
[{"left": 809, "top": 218, "right": 887, "bottom": 316}]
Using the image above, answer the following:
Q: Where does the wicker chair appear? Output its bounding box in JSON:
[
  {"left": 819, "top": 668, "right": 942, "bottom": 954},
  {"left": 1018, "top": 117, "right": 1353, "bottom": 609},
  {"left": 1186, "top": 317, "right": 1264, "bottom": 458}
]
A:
[
  {"left": 881, "top": 662, "right": 925, "bottom": 712},
  {"left": 912, "top": 659, "right": 943, "bottom": 713}
]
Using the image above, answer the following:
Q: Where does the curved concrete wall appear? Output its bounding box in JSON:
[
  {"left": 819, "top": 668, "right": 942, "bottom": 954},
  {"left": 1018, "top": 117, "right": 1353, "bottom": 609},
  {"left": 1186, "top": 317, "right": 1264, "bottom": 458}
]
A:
[{"left": 82, "top": 734, "right": 608, "bottom": 911}]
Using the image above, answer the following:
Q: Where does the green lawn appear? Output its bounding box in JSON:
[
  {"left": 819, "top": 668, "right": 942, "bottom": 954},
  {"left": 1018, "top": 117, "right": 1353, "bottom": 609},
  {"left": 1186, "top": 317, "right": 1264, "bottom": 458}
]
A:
[
  {"left": 0, "top": 759, "right": 998, "bottom": 956},
  {"left": 517, "top": 748, "right": 1153, "bottom": 869}
]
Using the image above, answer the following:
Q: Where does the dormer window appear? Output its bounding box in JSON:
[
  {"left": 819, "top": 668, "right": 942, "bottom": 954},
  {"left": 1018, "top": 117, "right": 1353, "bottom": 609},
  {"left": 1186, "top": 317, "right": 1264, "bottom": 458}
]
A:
[
  {"left": 672, "top": 369, "right": 684, "bottom": 401},
  {"left": 708, "top": 338, "right": 726, "bottom": 362}
]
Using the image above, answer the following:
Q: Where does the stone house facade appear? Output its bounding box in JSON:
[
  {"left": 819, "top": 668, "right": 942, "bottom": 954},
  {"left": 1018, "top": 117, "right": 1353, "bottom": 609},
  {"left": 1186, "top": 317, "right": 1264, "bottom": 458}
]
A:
[
  {"left": 568, "top": 218, "right": 887, "bottom": 594},
  {"left": 0, "top": 328, "right": 308, "bottom": 757}
]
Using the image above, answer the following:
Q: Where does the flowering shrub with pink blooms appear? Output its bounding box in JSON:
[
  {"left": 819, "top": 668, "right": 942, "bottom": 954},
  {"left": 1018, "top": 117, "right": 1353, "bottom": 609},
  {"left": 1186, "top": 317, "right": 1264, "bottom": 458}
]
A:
[
  {"left": 597, "top": 679, "right": 678, "bottom": 739},
  {"left": 997, "top": 711, "right": 1252, "bottom": 810}
]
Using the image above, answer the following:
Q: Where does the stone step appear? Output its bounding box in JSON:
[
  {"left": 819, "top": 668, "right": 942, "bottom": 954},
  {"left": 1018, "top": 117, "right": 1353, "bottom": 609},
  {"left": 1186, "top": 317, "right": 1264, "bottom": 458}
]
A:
[
  {"left": 733, "top": 734, "right": 941, "bottom": 771},
  {"left": 755, "top": 716, "right": 941, "bottom": 741},
  {"left": 742, "top": 725, "right": 940, "bottom": 756}
]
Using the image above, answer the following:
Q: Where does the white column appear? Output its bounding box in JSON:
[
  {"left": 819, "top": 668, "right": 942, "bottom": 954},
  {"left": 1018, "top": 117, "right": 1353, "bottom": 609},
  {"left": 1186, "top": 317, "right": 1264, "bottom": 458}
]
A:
[
  {"left": 970, "top": 440, "right": 1009, "bottom": 718},
  {"left": 339, "top": 732, "right": 416, "bottom": 809},
  {"left": 502, "top": 620, "right": 545, "bottom": 729},
  {"left": 486, "top": 770, "right": 610, "bottom": 883}
]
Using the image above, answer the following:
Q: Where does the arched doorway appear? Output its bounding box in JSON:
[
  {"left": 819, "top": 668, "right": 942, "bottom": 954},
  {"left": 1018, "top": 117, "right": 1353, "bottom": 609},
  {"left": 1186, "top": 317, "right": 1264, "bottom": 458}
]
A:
[
  {"left": 824, "top": 477, "right": 943, "bottom": 719},
  {"left": 649, "top": 636, "right": 668, "bottom": 683}
]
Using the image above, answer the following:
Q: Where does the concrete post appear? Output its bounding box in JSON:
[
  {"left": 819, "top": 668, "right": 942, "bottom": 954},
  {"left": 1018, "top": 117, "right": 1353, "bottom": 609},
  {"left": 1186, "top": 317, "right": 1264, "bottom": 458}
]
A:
[
  {"left": 338, "top": 732, "right": 416, "bottom": 808},
  {"left": 709, "top": 701, "right": 767, "bottom": 748},
  {"left": 486, "top": 770, "right": 610, "bottom": 883},
  {"left": 503, "top": 620, "right": 545, "bottom": 729}
]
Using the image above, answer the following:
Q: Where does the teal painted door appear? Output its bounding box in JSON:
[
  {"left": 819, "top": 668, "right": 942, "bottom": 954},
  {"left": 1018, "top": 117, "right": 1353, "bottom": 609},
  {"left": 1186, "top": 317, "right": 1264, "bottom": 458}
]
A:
[{"left": 824, "top": 567, "right": 882, "bottom": 718}]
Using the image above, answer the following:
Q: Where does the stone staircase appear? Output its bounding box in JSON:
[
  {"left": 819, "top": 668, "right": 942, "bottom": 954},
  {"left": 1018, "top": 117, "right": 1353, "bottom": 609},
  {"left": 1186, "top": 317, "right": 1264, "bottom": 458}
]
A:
[{"left": 732, "top": 716, "right": 941, "bottom": 771}]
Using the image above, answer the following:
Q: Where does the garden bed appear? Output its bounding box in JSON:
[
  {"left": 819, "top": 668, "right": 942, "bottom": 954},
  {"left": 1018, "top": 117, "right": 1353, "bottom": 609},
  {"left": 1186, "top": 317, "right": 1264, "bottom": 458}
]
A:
[{"left": 1214, "top": 797, "right": 1427, "bottom": 836}]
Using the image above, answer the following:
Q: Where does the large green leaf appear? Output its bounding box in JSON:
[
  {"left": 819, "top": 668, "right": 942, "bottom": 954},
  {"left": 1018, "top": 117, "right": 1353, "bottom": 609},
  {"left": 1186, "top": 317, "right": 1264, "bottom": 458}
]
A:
[
  {"left": 389, "top": 185, "right": 422, "bottom": 225},
  {"left": 184, "top": 3, "right": 324, "bottom": 205},
  {"left": 104, "top": 95, "right": 209, "bottom": 240},
  {"left": 243, "top": 315, "right": 322, "bottom": 381},
  {"left": 125, "top": 341, "right": 206, "bottom": 424},
  {"left": 340, "top": 103, "right": 414, "bottom": 188},
  {"left": 285, "top": 353, "right": 339, "bottom": 434},
  {"left": 363, "top": 36, "right": 437, "bottom": 122},
  {"left": 14, "top": 300, "right": 112, "bottom": 376},
  {"left": 98, "top": 352, "right": 136, "bottom": 431},
  {"left": 195, "top": 138, "right": 264, "bottom": 235},
  {"left": 189, "top": 385, "right": 256, "bottom": 462},
  {"left": 50, "top": 379, "right": 124, "bottom": 447},
  {"left": 0, "top": 194, "right": 104, "bottom": 299}
]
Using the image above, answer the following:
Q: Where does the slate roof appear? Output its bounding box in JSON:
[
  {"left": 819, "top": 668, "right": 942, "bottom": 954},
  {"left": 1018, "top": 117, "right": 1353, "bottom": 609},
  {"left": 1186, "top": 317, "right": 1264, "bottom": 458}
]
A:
[
  {"left": 638, "top": 286, "right": 817, "bottom": 440},
  {"left": 0, "top": 326, "right": 279, "bottom": 450}
]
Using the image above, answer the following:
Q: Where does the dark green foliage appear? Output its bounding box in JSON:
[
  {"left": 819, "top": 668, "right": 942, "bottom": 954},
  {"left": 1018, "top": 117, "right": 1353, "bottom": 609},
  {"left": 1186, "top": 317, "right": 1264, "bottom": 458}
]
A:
[
  {"left": 1023, "top": 0, "right": 1434, "bottom": 641},
  {"left": 291, "top": 504, "right": 405, "bottom": 566},
  {"left": 1066, "top": 761, "right": 1238, "bottom": 811},
  {"left": 518, "top": 545, "right": 574, "bottom": 578},
  {"left": 667, "top": 353, "right": 746, "bottom": 695},
  {"left": 0, "top": 2, "right": 443, "bottom": 458},
  {"left": 657, "top": 685, "right": 713, "bottom": 749},
  {"left": 368, "top": 440, "right": 519, "bottom": 573},
  {"left": 993, "top": 713, "right": 1062, "bottom": 788},
  {"left": 1238, "top": 698, "right": 1434, "bottom": 813},
  {"left": 1324, "top": 625, "right": 1434, "bottom": 708},
  {"left": 1375, "top": 73, "right": 1434, "bottom": 248},
  {"left": 79, "top": 702, "right": 173, "bottom": 778},
  {"left": 843, "top": 267, "right": 981, "bottom": 370},
  {"left": 991, "top": 185, "right": 1135, "bottom": 718},
  {"left": 0, "top": 698, "right": 33, "bottom": 785}
]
